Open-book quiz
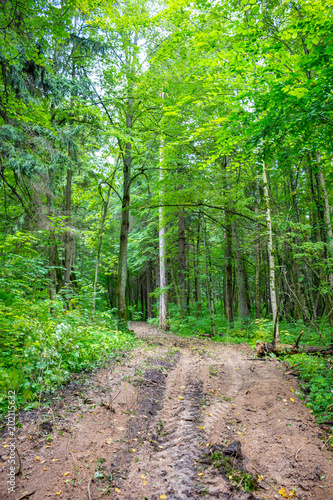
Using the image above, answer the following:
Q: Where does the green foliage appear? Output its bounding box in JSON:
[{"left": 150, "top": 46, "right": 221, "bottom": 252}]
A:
[
  {"left": 0, "top": 298, "right": 136, "bottom": 417},
  {"left": 285, "top": 353, "right": 333, "bottom": 424}
]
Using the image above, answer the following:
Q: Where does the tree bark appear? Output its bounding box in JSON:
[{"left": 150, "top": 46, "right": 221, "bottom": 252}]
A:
[
  {"left": 93, "top": 185, "right": 111, "bottom": 314},
  {"left": 204, "top": 222, "right": 216, "bottom": 335},
  {"left": 256, "top": 341, "right": 333, "bottom": 358},
  {"left": 146, "top": 265, "right": 153, "bottom": 319},
  {"left": 116, "top": 104, "right": 133, "bottom": 326},
  {"left": 232, "top": 221, "right": 250, "bottom": 321},
  {"left": 225, "top": 214, "right": 234, "bottom": 326},
  {"left": 159, "top": 92, "right": 168, "bottom": 330},
  {"left": 195, "top": 215, "right": 201, "bottom": 315},
  {"left": 317, "top": 153, "right": 333, "bottom": 289},
  {"left": 64, "top": 167, "right": 72, "bottom": 288},
  {"left": 262, "top": 161, "right": 279, "bottom": 343},
  {"left": 178, "top": 209, "right": 187, "bottom": 316},
  {"left": 255, "top": 171, "right": 261, "bottom": 318}
]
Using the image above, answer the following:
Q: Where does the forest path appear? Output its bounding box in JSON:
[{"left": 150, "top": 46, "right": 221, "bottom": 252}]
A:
[{"left": 1, "top": 322, "right": 333, "bottom": 500}]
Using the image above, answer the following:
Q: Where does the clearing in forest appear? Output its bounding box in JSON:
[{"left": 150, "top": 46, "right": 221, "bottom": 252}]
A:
[{"left": 1, "top": 322, "right": 332, "bottom": 500}]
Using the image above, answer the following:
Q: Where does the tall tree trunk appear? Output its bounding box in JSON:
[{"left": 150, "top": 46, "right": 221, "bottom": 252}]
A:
[
  {"left": 225, "top": 213, "right": 234, "bottom": 326},
  {"left": 255, "top": 171, "right": 261, "bottom": 319},
  {"left": 232, "top": 221, "right": 250, "bottom": 321},
  {"left": 317, "top": 153, "right": 333, "bottom": 289},
  {"left": 224, "top": 156, "right": 234, "bottom": 326},
  {"left": 146, "top": 265, "right": 153, "bottom": 319},
  {"left": 116, "top": 106, "right": 133, "bottom": 326},
  {"left": 262, "top": 161, "right": 279, "bottom": 343},
  {"left": 204, "top": 222, "right": 216, "bottom": 335},
  {"left": 93, "top": 186, "right": 111, "bottom": 314},
  {"left": 195, "top": 215, "right": 201, "bottom": 316},
  {"left": 64, "top": 167, "right": 72, "bottom": 287},
  {"left": 46, "top": 170, "right": 59, "bottom": 301},
  {"left": 159, "top": 92, "right": 168, "bottom": 329},
  {"left": 178, "top": 209, "right": 187, "bottom": 316}
]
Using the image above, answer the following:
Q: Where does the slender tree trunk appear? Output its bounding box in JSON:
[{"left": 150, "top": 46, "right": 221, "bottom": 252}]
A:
[
  {"left": 64, "top": 167, "right": 72, "bottom": 287},
  {"left": 116, "top": 105, "right": 133, "bottom": 326},
  {"left": 317, "top": 153, "right": 333, "bottom": 288},
  {"left": 93, "top": 186, "right": 111, "bottom": 314},
  {"left": 255, "top": 171, "right": 261, "bottom": 318},
  {"left": 141, "top": 277, "right": 146, "bottom": 319},
  {"left": 195, "top": 215, "right": 201, "bottom": 315},
  {"left": 146, "top": 265, "right": 153, "bottom": 319},
  {"left": 159, "top": 92, "right": 168, "bottom": 329},
  {"left": 225, "top": 213, "right": 234, "bottom": 326},
  {"left": 178, "top": 209, "right": 187, "bottom": 316},
  {"left": 159, "top": 205, "right": 168, "bottom": 329},
  {"left": 232, "top": 221, "right": 250, "bottom": 321},
  {"left": 46, "top": 170, "right": 58, "bottom": 301},
  {"left": 203, "top": 222, "right": 216, "bottom": 335},
  {"left": 262, "top": 161, "right": 279, "bottom": 343}
]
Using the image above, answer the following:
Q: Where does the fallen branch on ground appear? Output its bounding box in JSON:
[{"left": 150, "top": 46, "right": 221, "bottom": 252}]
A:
[{"left": 255, "top": 342, "right": 333, "bottom": 358}]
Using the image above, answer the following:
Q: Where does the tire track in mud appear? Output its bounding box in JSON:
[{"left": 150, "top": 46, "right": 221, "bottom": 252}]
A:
[
  {"left": 117, "top": 324, "right": 333, "bottom": 500},
  {"left": 122, "top": 347, "right": 259, "bottom": 500},
  {"left": 147, "top": 353, "right": 204, "bottom": 499},
  {"left": 121, "top": 351, "right": 206, "bottom": 499},
  {"left": 204, "top": 353, "right": 244, "bottom": 441}
]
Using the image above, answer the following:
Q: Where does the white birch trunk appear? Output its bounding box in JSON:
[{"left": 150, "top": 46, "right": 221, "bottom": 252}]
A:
[
  {"left": 159, "top": 92, "right": 168, "bottom": 329},
  {"left": 263, "top": 161, "right": 279, "bottom": 342}
]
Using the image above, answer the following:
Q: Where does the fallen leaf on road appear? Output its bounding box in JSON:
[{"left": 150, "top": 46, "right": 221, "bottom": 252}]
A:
[
  {"left": 278, "top": 487, "right": 295, "bottom": 498},
  {"left": 64, "top": 472, "right": 70, "bottom": 476}
]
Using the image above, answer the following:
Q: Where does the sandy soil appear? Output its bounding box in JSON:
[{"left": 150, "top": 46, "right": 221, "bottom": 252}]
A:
[{"left": 1, "top": 321, "right": 332, "bottom": 500}]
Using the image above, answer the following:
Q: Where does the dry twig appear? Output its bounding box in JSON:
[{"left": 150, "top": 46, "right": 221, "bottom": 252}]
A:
[
  {"left": 321, "top": 435, "right": 332, "bottom": 450},
  {"left": 15, "top": 447, "right": 22, "bottom": 476},
  {"left": 88, "top": 476, "right": 93, "bottom": 500},
  {"left": 295, "top": 440, "right": 310, "bottom": 461}
]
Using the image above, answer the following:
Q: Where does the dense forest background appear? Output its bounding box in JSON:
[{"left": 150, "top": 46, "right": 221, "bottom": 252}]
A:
[{"left": 1, "top": 0, "right": 333, "bottom": 420}]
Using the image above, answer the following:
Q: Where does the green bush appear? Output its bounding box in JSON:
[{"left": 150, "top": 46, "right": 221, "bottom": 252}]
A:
[
  {"left": 284, "top": 353, "right": 333, "bottom": 422},
  {"left": 0, "top": 298, "right": 136, "bottom": 417}
]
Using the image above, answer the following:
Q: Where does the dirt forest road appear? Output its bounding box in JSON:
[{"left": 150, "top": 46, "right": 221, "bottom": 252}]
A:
[{"left": 1, "top": 322, "right": 333, "bottom": 500}]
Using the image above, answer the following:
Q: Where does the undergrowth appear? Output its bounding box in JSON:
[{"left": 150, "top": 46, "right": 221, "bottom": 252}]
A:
[{"left": 0, "top": 298, "right": 136, "bottom": 418}]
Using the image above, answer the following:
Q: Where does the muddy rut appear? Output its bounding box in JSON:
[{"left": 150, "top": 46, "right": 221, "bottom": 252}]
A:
[{"left": 1, "top": 322, "right": 333, "bottom": 500}]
